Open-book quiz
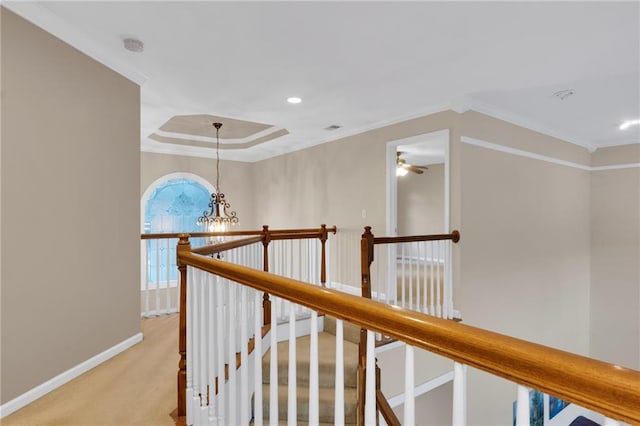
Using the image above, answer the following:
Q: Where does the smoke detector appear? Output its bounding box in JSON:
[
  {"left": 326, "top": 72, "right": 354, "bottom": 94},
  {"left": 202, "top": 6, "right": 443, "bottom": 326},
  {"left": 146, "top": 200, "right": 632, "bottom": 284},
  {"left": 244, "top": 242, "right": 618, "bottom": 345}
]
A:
[
  {"left": 552, "top": 89, "right": 575, "bottom": 100},
  {"left": 123, "top": 38, "right": 144, "bottom": 53}
]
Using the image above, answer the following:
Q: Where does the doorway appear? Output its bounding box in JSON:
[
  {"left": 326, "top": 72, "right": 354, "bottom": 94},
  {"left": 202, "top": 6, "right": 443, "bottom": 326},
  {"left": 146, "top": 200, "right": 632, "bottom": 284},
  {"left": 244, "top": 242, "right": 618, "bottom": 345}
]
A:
[{"left": 386, "top": 129, "right": 450, "bottom": 236}]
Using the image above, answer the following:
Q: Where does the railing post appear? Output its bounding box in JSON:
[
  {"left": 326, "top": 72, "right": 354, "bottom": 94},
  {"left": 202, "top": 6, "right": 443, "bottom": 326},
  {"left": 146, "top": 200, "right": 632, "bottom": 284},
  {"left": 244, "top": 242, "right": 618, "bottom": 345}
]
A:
[
  {"left": 358, "top": 226, "right": 375, "bottom": 425},
  {"left": 361, "top": 226, "right": 374, "bottom": 299},
  {"left": 261, "top": 225, "right": 271, "bottom": 326},
  {"left": 176, "top": 234, "right": 191, "bottom": 418},
  {"left": 319, "top": 223, "right": 328, "bottom": 287}
]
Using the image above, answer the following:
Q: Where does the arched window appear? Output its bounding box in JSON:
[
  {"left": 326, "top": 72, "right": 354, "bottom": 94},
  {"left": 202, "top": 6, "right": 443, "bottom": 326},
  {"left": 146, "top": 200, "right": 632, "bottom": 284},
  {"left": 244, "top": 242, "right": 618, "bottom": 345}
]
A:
[{"left": 142, "top": 175, "right": 213, "bottom": 284}]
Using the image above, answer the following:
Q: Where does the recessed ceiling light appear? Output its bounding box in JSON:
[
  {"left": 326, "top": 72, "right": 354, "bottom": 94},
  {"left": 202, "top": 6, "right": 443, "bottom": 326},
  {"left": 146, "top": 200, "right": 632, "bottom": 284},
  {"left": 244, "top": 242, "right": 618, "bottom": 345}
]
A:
[
  {"left": 619, "top": 119, "right": 640, "bottom": 130},
  {"left": 552, "top": 89, "right": 575, "bottom": 100},
  {"left": 287, "top": 97, "right": 302, "bottom": 104},
  {"left": 123, "top": 38, "right": 144, "bottom": 53}
]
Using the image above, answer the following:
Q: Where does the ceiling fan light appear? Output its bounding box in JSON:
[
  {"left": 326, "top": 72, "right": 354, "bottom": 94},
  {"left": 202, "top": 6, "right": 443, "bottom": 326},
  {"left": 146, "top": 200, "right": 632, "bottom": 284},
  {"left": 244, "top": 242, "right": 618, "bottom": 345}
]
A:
[{"left": 396, "top": 166, "right": 409, "bottom": 177}]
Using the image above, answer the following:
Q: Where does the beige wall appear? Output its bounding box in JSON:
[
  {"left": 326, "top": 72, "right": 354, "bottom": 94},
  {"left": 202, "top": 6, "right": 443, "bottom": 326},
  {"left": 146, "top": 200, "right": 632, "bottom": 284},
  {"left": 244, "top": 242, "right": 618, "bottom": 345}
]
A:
[
  {"left": 458, "top": 142, "right": 591, "bottom": 424},
  {"left": 1, "top": 8, "right": 140, "bottom": 404},
  {"left": 397, "top": 163, "right": 445, "bottom": 235},
  {"left": 251, "top": 111, "right": 458, "bottom": 235},
  {"left": 590, "top": 145, "right": 640, "bottom": 369},
  {"left": 141, "top": 152, "right": 257, "bottom": 230}
]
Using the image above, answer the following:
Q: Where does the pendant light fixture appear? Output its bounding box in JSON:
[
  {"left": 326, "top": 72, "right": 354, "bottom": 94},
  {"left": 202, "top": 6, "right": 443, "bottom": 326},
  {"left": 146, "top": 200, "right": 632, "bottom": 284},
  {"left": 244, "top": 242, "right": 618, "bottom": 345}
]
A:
[{"left": 197, "top": 122, "right": 239, "bottom": 233}]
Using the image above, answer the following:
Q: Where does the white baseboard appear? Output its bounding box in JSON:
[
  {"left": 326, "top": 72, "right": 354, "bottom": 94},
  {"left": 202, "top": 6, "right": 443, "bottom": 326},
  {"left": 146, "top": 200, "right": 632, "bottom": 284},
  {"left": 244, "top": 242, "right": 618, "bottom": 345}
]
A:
[
  {"left": 387, "top": 371, "right": 454, "bottom": 408},
  {"left": 0, "top": 332, "right": 143, "bottom": 418}
]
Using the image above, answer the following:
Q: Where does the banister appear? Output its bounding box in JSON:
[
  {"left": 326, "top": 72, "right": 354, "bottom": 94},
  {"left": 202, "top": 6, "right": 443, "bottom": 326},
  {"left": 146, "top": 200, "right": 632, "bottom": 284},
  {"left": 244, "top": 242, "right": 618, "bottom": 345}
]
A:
[
  {"left": 373, "top": 229, "right": 460, "bottom": 245},
  {"left": 191, "top": 235, "right": 263, "bottom": 256},
  {"left": 140, "top": 225, "right": 337, "bottom": 241},
  {"left": 178, "top": 250, "right": 640, "bottom": 425},
  {"left": 141, "top": 230, "right": 262, "bottom": 239}
]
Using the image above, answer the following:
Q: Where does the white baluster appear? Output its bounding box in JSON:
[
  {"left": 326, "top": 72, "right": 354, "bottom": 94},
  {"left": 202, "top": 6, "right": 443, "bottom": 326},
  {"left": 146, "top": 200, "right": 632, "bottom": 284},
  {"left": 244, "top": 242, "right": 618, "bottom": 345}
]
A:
[
  {"left": 165, "top": 239, "right": 171, "bottom": 314},
  {"left": 445, "top": 240, "right": 453, "bottom": 319},
  {"left": 308, "top": 311, "right": 319, "bottom": 426},
  {"left": 401, "top": 244, "right": 406, "bottom": 308},
  {"left": 436, "top": 240, "right": 442, "bottom": 318},
  {"left": 429, "top": 242, "right": 435, "bottom": 316},
  {"left": 416, "top": 242, "right": 422, "bottom": 312},
  {"left": 288, "top": 303, "right": 297, "bottom": 425},
  {"left": 452, "top": 362, "right": 467, "bottom": 426},
  {"left": 409, "top": 243, "right": 414, "bottom": 310},
  {"left": 240, "top": 286, "right": 249, "bottom": 425},
  {"left": 270, "top": 296, "right": 279, "bottom": 425},
  {"left": 192, "top": 269, "right": 201, "bottom": 419},
  {"left": 516, "top": 385, "right": 530, "bottom": 426},
  {"left": 404, "top": 345, "right": 415, "bottom": 425},
  {"left": 186, "top": 267, "right": 194, "bottom": 424},
  {"left": 142, "top": 240, "right": 149, "bottom": 316},
  {"left": 207, "top": 274, "right": 216, "bottom": 422},
  {"left": 199, "top": 271, "right": 207, "bottom": 417},
  {"left": 334, "top": 319, "right": 345, "bottom": 426},
  {"left": 364, "top": 330, "right": 376, "bottom": 426},
  {"left": 215, "top": 278, "right": 225, "bottom": 423},
  {"left": 604, "top": 418, "right": 620, "bottom": 426},
  {"left": 253, "top": 290, "right": 263, "bottom": 426},
  {"left": 155, "top": 239, "right": 161, "bottom": 315},
  {"left": 228, "top": 283, "right": 237, "bottom": 425},
  {"left": 422, "top": 242, "right": 428, "bottom": 314}
]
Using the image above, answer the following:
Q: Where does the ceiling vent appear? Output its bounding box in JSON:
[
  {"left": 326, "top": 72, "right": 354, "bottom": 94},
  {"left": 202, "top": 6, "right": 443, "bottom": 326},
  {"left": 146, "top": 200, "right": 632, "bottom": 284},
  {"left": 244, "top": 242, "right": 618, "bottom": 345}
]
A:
[{"left": 324, "top": 125, "right": 341, "bottom": 130}]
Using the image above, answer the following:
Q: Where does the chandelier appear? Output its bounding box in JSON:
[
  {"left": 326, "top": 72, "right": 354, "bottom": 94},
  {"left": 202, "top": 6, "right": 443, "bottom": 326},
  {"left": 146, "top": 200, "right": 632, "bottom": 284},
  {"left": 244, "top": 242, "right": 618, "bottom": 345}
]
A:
[{"left": 197, "top": 122, "right": 239, "bottom": 233}]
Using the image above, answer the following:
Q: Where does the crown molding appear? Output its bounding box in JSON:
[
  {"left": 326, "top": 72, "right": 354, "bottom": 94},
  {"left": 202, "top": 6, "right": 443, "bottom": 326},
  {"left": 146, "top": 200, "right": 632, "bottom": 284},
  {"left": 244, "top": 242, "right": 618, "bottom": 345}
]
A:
[
  {"left": 3, "top": 2, "right": 147, "bottom": 86},
  {"left": 153, "top": 125, "right": 287, "bottom": 145}
]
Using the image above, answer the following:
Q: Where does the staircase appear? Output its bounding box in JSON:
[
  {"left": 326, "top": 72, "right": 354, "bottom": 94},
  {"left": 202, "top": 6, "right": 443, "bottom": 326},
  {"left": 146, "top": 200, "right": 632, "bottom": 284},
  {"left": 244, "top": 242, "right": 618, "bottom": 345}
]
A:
[{"left": 262, "top": 316, "right": 360, "bottom": 425}]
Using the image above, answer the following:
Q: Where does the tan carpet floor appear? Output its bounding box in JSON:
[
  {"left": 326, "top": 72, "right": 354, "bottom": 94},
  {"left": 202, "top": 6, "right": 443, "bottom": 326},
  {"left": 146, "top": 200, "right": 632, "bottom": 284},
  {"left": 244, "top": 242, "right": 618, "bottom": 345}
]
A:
[{"left": 2, "top": 315, "right": 178, "bottom": 426}]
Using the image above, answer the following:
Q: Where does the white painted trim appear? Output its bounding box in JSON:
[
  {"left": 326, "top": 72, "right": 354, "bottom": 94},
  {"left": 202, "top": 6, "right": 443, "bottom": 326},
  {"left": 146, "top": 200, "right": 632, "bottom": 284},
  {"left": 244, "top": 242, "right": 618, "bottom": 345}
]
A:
[
  {"left": 387, "top": 371, "right": 454, "bottom": 409},
  {"left": 461, "top": 136, "right": 592, "bottom": 170},
  {"left": 467, "top": 99, "right": 596, "bottom": 152},
  {"left": 3, "top": 2, "right": 147, "bottom": 86},
  {"left": 154, "top": 125, "right": 287, "bottom": 145},
  {"left": 591, "top": 163, "right": 640, "bottom": 171},
  {"left": 0, "top": 332, "right": 143, "bottom": 418},
  {"left": 462, "top": 136, "right": 640, "bottom": 171}
]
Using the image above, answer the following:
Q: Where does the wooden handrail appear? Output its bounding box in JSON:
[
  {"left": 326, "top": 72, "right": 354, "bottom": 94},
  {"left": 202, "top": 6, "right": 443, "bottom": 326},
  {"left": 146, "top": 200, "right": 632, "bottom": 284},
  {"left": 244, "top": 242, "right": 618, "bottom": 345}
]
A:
[
  {"left": 373, "top": 229, "right": 460, "bottom": 245},
  {"left": 178, "top": 250, "right": 640, "bottom": 425},
  {"left": 141, "top": 230, "right": 262, "bottom": 239},
  {"left": 191, "top": 235, "right": 263, "bottom": 256},
  {"left": 140, "top": 225, "right": 337, "bottom": 241}
]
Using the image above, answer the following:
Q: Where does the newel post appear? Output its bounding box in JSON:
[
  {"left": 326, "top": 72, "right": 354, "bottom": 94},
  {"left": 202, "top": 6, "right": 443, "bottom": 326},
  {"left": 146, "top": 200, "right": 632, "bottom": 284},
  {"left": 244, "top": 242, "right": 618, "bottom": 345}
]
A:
[
  {"left": 319, "top": 224, "right": 328, "bottom": 286},
  {"left": 176, "top": 234, "right": 191, "bottom": 417},
  {"left": 261, "top": 225, "right": 271, "bottom": 326},
  {"left": 358, "top": 226, "right": 375, "bottom": 425}
]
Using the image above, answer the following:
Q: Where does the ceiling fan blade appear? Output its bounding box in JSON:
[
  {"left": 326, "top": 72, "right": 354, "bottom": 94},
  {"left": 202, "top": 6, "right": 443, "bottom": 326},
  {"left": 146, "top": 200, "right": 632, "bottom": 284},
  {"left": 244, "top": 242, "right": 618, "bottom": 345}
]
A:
[{"left": 406, "top": 165, "right": 425, "bottom": 174}]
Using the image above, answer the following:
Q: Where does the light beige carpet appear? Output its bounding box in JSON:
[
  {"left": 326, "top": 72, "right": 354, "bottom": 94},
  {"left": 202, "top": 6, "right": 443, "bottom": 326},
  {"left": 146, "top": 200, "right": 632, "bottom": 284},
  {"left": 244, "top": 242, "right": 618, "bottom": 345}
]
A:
[{"left": 2, "top": 315, "right": 178, "bottom": 426}]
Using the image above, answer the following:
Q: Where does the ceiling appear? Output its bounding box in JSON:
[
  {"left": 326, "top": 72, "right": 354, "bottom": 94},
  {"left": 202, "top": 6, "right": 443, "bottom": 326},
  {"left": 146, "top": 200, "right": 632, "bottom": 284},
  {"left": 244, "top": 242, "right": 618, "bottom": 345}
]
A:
[{"left": 7, "top": 1, "right": 639, "bottom": 162}]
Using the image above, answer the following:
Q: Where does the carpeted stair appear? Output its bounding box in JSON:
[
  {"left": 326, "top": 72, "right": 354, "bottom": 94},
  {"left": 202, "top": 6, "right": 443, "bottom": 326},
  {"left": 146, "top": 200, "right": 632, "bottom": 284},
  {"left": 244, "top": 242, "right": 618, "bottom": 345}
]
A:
[{"left": 261, "top": 317, "right": 359, "bottom": 424}]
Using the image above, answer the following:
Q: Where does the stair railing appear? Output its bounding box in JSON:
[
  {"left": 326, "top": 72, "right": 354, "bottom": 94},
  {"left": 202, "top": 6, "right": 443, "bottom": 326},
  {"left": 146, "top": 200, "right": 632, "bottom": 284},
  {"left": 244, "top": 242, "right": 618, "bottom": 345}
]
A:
[
  {"left": 177, "top": 244, "right": 639, "bottom": 426},
  {"left": 140, "top": 224, "right": 335, "bottom": 318},
  {"left": 358, "top": 226, "right": 461, "bottom": 424},
  {"left": 168, "top": 225, "right": 336, "bottom": 419}
]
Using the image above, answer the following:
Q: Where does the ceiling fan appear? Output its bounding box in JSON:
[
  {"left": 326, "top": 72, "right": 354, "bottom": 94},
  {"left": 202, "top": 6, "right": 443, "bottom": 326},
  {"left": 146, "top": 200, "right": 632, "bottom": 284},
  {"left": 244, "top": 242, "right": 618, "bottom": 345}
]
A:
[{"left": 396, "top": 152, "right": 428, "bottom": 176}]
